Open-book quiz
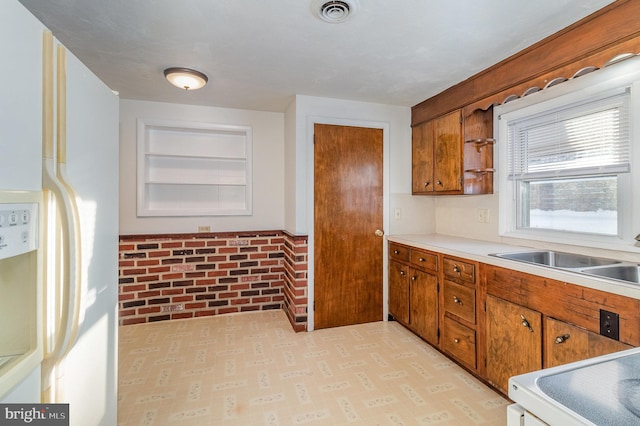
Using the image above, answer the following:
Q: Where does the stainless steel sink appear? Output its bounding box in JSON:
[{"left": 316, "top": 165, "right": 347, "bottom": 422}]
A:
[
  {"left": 491, "top": 250, "right": 639, "bottom": 285},
  {"left": 580, "top": 265, "right": 640, "bottom": 284},
  {"left": 492, "top": 250, "right": 621, "bottom": 269}
]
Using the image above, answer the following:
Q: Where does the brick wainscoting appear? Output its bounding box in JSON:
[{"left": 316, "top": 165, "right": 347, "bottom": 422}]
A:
[{"left": 118, "top": 231, "right": 308, "bottom": 331}]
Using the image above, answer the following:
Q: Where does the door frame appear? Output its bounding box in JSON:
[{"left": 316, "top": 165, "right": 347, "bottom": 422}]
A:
[{"left": 306, "top": 116, "right": 390, "bottom": 331}]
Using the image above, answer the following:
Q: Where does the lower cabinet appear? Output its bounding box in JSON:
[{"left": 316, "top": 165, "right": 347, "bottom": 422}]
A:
[
  {"left": 485, "top": 296, "right": 636, "bottom": 394},
  {"left": 409, "top": 268, "right": 438, "bottom": 345},
  {"left": 388, "top": 243, "right": 439, "bottom": 346},
  {"left": 485, "top": 295, "right": 542, "bottom": 394},
  {"left": 388, "top": 242, "right": 640, "bottom": 397},
  {"left": 544, "top": 317, "right": 632, "bottom": 368},
  {"left": 388, "top": 260, "right": 409, "bottom": 325}
]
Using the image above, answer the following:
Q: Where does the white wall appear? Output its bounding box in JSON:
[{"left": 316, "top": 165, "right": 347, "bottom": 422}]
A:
[
  {"left": 119, "top": 99, "right": 285, "bottom": 234},
  {"left": 435, "top": 194, "right": 500, "bottom": 242}
]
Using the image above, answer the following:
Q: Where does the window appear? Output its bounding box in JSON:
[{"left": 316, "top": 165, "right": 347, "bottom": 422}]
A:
[{"left": 496, "top": 58, "right": 640, "bottom": 250}]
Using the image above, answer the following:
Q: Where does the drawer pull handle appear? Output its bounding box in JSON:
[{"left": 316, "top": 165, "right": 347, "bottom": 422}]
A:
[
  {"left": 454, "top": 338, "right": 460, "bottom": 344},
  {"left": 424, "top": 181, "right": 430, "bottom": 187},
  {"left": 453, "top": 265, "right": 461, "bottom": 274},
  {"left": 399, "top": 270, "right": 406, "bottom": 276},
  {"left": 436, "top": 180, "right": 443, "bottom": 186},
  {"left": 520, "top": 314, "right": 534, "bottom": 333},
  {"left": 394, "top": 250, "right": 400, "bottom": 254},
  {"left": 411, "top": 275, "right": 417, "bottom": 281},
  {"left": 419, "top": 257, "right": 426, "bottom": 262},
  {"left": 555, "top": 334, "right": 571, "bottom": 344},
  {"left": 453, "top": 296, "right": 463, "bottom": 305}
]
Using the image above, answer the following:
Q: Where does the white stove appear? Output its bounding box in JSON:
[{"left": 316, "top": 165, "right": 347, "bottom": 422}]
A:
[{"left": 508, "top": 347, "right": 640, "bottom": 426}]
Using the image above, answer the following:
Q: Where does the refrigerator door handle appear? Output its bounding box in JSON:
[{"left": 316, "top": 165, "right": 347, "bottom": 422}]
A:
[{"left": 41, "top": 30, "right": 82, "bottom": 368}]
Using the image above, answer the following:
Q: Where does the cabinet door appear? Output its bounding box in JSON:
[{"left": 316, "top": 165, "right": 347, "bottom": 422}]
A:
[
  {"left": 412, "top": 120, "right": 434, "bottom": 194},
  {"left": 544, "top": 317, "right": 632, "bottom": 368},
  {"left": 409, "top": 268, "right": 438, "bottom": 345},
  {"left": 486, "top": 295, "right": 542, "bottom": 394},
  {"left": 433, "top": 110, "right": 462, "bottom": 192},
  {"left": 388, "top": 261, "right": 409, "bottom": 324}
]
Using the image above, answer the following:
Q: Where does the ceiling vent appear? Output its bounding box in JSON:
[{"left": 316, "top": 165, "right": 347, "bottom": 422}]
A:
[{"left": 312, "top": 0, "right": 359, "bottom": 23}]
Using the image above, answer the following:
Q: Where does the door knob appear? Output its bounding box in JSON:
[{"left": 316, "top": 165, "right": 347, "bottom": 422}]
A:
[{"left": 375, "top": 229, "right": 384, "bottom": 237}]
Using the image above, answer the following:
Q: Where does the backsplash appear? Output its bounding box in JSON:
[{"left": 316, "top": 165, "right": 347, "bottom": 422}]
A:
[{"left": 118, "top": 231, "right": 308, "bottom": 331}]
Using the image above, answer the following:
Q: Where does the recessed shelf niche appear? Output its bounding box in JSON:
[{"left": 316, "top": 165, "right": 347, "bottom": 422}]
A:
[{"left": 137, "top": 119, "right": 252, "bottom": 216}]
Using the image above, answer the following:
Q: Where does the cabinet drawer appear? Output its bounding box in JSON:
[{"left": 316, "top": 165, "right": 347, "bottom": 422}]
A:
[
  {"left": 443, "top": 257, "right": 475, "bottom": 285},
  {"left": 410, "top": 249, "right": 438, "bottom": 271},
  {"left": 389, "top": 243, "right": 409, "bottom": 262},
  {"left": 442, "top": 317, "right": 476, "bottom": 369},
  {"left": 443, "top": 281, "right": 476, "bottom": 324}
]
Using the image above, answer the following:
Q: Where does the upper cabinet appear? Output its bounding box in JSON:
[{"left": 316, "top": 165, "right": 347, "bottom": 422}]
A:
[
  {"left": 412, "top": 108, "right": 494, "bottom": 195},
  {"left": 412, "top": 110, "right": 461, "bottom": 194},
  {"left": 410, "top": 2, "right": 640, "bottom": 197}
]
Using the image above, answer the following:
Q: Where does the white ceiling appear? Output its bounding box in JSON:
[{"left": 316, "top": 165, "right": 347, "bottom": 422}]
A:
[{"left": 18, "top": 0, "right": 614, "bottom": 112}]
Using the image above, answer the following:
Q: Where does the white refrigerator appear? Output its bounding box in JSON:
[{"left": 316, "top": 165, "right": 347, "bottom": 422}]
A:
[{"left": 0, "top": 1, "right": 119, "bottom": 425}]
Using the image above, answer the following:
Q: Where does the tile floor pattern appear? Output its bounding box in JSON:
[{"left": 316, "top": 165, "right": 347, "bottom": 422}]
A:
[{"left": 118, "top": 310, "right": 508, "bottom": 425}]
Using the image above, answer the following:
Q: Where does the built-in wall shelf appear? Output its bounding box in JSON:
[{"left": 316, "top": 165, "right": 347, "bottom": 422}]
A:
[
  {"left": 137, "top": 119, "right": 252, "bottom": 216},
  {"left": 465, "top": 138, "right": 495, "bottom": 153}
]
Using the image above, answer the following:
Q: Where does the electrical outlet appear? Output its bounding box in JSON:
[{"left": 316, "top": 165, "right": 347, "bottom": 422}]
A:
[
  {"left": 477, "top": 208, "right": 489, "bottom": 223},
  {"left": 394, "top": 208, "right": 402, "bottom": 219},
  {"left": 600, "top": 309, "right": 620, "bottom": 340},
  {"left": 198, "top": 225, "right": 211, "bottom": 233}
]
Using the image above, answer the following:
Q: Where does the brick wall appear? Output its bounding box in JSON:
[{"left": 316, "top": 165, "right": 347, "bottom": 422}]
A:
[
  {"left": 118, "top": 231, "right": 308, "bottom": 331},
  {"left": 283, "top": 234, "right": 308, "bottom": 332}
]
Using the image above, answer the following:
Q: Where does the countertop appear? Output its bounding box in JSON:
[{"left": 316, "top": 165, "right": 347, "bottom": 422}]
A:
[{"left": 387, "top": 234, "right": 640, "bottom": 300}]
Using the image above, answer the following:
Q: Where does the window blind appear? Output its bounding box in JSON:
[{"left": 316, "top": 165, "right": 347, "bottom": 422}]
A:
[{"left": 507, "top": 89, "right": 630, "bottom": 180}]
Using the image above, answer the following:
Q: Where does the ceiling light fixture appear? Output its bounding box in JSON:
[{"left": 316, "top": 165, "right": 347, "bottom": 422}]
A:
[
  {"left": 164, "top": 67, "right": 208, "bottom": 90},
  {"left": 312, "top": 0, "right": 358, "bottom": 24}
]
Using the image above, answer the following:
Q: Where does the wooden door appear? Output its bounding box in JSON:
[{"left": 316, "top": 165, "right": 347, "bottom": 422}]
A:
[
  {"left": 433, "top": 110, "right": 462, "bottom": 192},
  {"left": 485, "top": 295, "right": 542, "bottom": 394},
  {"left": 409, "top": 268, "right": 438, "bottom": 345},
  {"left": 314, "top": 124, "right": 384, "bottom": 329}
]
